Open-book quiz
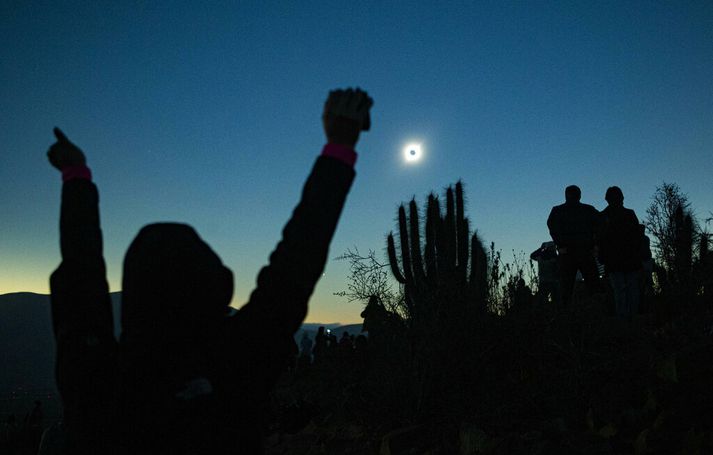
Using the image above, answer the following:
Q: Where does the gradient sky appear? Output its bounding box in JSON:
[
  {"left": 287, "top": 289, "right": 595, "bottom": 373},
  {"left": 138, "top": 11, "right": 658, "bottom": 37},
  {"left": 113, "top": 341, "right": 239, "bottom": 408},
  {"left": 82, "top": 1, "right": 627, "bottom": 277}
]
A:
[{"left": 1, "top": 1, "right": 712, "bottom": 323}]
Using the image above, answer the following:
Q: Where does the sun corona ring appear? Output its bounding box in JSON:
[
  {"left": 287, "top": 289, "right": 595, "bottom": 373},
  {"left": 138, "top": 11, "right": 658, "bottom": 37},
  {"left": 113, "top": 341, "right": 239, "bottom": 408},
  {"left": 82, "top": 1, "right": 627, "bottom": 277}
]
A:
[{"left": 403, "top": 143, "right": 423, "bottom": 163}]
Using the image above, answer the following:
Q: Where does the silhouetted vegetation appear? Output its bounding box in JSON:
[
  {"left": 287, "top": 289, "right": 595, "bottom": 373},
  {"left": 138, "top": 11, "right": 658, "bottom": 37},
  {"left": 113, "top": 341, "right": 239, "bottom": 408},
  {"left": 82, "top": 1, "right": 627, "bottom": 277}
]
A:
[
  {"left": 646, "top": 182, "right": 713, "bottom": 319},
  {"left": 265, "top": 181, "right": 713, "bottom": 454}
]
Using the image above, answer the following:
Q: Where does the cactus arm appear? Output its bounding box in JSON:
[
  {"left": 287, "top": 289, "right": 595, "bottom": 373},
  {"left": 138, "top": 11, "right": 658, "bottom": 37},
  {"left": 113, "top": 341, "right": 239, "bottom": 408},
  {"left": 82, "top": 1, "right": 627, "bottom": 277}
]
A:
[
  {"left": 470, "top": 231, "right": 488, "bottom": 308},
  {"left": 425, "top": 194, "right": 438, "bottom": 283},
  {"left": 444, "top": 187, "right": 457, "bottom": 274},
  {"left": 458, "top": 217, "right": 470, "bottom": 281},
  {"left": 409, "top": 199, "right": 427, "bottom": 283},
  {"left": 432, "top": 197, "right": 448, "bottom": 277},
  {"left": 387, "top": 233, "right": 407, "bottom": 284},
  {"left": 398, "top": 204, "right": 415, "bottom": 285},
  {"left": 456, "top": 183, "right": 469, "bottom": 280}
]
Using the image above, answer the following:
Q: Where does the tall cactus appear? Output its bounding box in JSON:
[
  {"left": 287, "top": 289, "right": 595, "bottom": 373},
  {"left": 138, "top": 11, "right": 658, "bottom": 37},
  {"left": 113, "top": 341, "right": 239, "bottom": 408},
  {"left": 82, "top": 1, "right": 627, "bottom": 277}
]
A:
[
  {"left": 386, "top": 181, "right": 488, "bottom": 319},
  {"left": 386, "top": 181, "right": 488, "bottom": 415}
]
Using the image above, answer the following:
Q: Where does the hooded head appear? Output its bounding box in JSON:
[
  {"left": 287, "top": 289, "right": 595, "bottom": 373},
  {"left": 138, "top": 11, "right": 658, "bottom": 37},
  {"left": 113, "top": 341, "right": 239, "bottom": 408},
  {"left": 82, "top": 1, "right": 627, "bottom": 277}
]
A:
[
  {"left": 121, "top": 223, "right": 233, "bottom": 344},
  {"left": 605, "top": 186, "right": 624, "bottom": 207},
  {"left": 565, "top": 185, "right": 581, "bottom": 203}
]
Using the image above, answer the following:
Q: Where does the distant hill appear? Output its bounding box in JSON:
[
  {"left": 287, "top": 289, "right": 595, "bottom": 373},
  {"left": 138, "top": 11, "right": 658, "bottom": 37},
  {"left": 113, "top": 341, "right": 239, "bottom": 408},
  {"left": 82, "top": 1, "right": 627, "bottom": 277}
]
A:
[
  {"left": 0, "top": 292, "right": 361, "bottom": 393},
  {"left": 0, "top": 292, "right": 59, "bottom": 392}
]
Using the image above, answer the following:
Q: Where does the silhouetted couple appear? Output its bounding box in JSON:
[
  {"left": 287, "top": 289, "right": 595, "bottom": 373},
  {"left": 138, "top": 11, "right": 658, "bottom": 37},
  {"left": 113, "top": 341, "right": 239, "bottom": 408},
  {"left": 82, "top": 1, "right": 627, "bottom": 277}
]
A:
[
  {"left": 548, "top": 185, "right": 643, "bottom": 321},
  {"left": 46, "top": 88, "right": 373, "bottom": 453}
]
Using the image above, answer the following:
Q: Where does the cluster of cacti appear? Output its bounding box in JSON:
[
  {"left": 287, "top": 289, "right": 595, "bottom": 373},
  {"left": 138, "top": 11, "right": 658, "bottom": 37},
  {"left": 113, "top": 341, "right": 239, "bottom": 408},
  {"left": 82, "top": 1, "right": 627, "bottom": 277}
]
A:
[
  {"left": 385, "top": 181, "right": 489, "bottom": 414},
  {"left": 386, "top": 181, "right": 488, "bottom": 324}
]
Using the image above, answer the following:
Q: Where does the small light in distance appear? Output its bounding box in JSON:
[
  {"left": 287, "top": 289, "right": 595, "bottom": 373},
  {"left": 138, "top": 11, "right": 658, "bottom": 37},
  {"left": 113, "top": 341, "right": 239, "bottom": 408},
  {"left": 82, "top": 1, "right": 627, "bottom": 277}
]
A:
[{"left": 404, "top": 143, "right": 423, "bottom": 163}]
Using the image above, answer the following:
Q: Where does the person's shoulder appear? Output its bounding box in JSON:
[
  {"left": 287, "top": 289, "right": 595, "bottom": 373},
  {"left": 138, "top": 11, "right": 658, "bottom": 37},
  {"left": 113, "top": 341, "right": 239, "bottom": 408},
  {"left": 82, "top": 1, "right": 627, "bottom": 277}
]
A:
[
  {"left": 625, "top": 207, "right": 640, "bottom": 222},
  {"left": 548, "top": 204, "right": 564, "bottom": 220},
  {"left": 580, "top": 203, "right": 599, "bottom": 214}
]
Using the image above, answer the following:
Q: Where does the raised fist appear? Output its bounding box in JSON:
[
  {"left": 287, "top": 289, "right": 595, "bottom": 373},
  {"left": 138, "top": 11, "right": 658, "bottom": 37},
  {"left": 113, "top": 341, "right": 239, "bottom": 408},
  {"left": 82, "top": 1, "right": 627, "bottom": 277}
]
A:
[
  {"left": 47, "top": 128, "right": 86, "bottom": 171},
  {"left": 322, "top": 88, "right": 373, "bottom": 148}
]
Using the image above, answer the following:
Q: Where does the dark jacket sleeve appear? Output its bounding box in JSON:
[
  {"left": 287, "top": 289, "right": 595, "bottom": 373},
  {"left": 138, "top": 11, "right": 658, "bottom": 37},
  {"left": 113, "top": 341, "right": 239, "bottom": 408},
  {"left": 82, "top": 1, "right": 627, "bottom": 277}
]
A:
[
  {"left": 225, "top": 156, "right": 354, "bottom": 384},
  {"left": 235, "top": 156, "right": 355, "bottom": 333},
  {"left": 49, "top": 178, "right": 117, "bottom": 448}
]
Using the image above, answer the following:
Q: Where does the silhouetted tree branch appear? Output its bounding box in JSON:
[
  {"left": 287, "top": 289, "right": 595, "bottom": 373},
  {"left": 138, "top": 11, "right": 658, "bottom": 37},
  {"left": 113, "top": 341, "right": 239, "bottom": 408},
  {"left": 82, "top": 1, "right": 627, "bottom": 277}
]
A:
[
  {"left": 644, "top": 182, "right": 698, "bottom": 272},
  {"left": 334, "top": 248, "right": 403, "bottom": 316}
]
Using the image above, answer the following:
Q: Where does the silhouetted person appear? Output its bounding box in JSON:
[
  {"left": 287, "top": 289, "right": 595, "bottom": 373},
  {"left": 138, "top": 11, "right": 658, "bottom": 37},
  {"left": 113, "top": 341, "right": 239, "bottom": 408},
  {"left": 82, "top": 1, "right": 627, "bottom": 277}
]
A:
[
  {"left": 299, "top": 332, "right": 313, "bottom": 358},
  {"left": 599, "top": 187, "right": 642, "bottom": 322},
  {"left": 338, "top": 331, "right": 354, "bottom": 361},
  {"left": 339, "top": 331, "right": 351, "bottom": 348},
  {"left": 512, "top": 277, "right": 533, "bottom": 307},
  {"left": 360, "top": 295, "right": 406, "bottom": 360},
  {"left": 360, "top": 295, "right": 390, "bottom": 345},
  {"left": 47, "top": 88, "right": 373, "bottom": 454},
  {"left": 530, "top": 241, "right": 560, "bottom": 303},
  {"left": 354, "top": 334, "right": 368, "bottom": 356},
  {"left": 326, "top": 332, "right": 339, "bottom": 361},
  {"left": 547, "top": 185, "right": 601, "bottom": 305},
  {"left": 295, "top": 332, "right": 313, "bottom": 371},
  {"left": 313, "top": 326, "right": 327, "bottom": 364}
]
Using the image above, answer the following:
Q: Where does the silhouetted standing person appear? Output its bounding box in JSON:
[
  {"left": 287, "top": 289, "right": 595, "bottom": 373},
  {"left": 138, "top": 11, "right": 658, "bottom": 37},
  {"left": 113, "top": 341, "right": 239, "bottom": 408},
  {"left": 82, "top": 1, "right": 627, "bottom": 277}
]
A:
[
  {"left": 530, "top": 241, "right": 560, "bottom": 304},
  {"left": 339, "top": 331, "right": 352, "bottom": 348},
  {"left": 313, "top": 326, "right": 327, "bottom": 364},
  {"left": 328, "top": 332, "right": 338, "bottom": 349},
  {"left": 338, "top": 331, "right": 354, "bottom": 361},
  {"left": 547, "top": 185, "right": 601, "bottom": 305},
  {"left": 299, "top": 332, "right": 313, "bottom": 358},
  {"left": 296, "top": 332, "right": 314, "bottom": 371},
  {"left": 599, "top": 187, "right": 642, "bottom": 322},
  {"left": 354, "top": 334, "right": 368, "bottom": 362},
  {"left": 47, "top": 88, "right": 373, "bottom": 454}
]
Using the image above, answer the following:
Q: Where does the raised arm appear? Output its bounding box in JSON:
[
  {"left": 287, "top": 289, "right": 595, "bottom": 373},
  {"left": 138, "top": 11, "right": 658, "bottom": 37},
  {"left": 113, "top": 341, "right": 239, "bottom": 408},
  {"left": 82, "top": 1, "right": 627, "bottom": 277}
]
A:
[
  {"left": 234, "top": 89, "right": 373, "bottom": 336},
  {"left": 47, "top": 128, "right": 116, "bottom": 449}
]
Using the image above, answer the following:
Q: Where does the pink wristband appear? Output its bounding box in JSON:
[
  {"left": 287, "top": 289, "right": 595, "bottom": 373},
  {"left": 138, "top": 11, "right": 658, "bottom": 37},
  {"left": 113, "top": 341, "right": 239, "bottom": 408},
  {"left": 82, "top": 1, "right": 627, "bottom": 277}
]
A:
[
  {"left": 321, "top": 144, "right": 357, "bottom": 167},
  {"left": 62, "top": 165, "right": 92, "bottom": 182}
]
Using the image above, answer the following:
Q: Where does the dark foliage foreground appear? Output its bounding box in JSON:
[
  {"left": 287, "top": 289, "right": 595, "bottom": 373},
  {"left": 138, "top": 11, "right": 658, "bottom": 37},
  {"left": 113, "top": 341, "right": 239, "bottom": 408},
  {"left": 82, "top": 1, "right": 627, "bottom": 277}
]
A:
[{"left": 265, "top": 296, "right": 713, "bottom": 454}]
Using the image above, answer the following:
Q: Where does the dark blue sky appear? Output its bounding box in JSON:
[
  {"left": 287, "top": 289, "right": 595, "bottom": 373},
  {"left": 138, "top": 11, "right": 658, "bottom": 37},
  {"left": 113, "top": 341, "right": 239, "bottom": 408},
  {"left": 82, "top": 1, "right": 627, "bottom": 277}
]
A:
[{"left": 2, "top": 1, "right": 712, "bottom": 322}]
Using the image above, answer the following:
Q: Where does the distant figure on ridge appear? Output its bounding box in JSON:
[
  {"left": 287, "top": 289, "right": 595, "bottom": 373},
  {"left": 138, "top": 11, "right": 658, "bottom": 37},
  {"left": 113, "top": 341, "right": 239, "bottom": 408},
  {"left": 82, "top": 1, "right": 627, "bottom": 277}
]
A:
[
  {"left": 313, "top": 326, "right": 327, "bottom": 364},
  {"left": 547, "top": 185, "right": 601, "bottom": 306},
  {"left": 599, "top": 186, "right": 642, "bottom": 322},
  {"left": 300, "top": 332, "right": 313, "bottom": 359},
  {"left": 338, "top": 331, "right": 354, "bottom": 360},
  {"left": 46, "top": 88, "right": 373, "bottom": 454}
]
